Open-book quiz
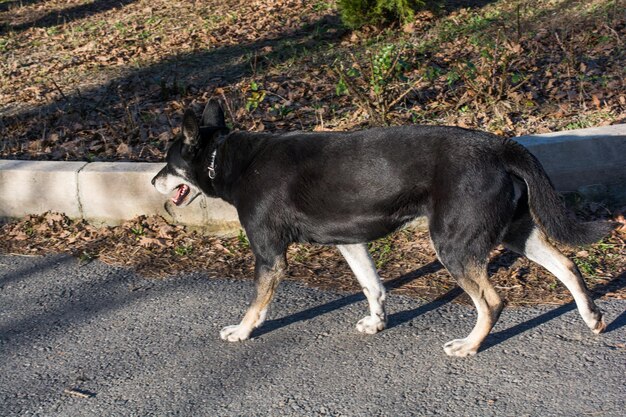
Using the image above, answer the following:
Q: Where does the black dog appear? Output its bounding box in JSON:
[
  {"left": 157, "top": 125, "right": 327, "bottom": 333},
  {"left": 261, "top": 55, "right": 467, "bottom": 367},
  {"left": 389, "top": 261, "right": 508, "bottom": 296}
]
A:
[{"left": 152, "top": 101, "right": 615, "bottom": 356}]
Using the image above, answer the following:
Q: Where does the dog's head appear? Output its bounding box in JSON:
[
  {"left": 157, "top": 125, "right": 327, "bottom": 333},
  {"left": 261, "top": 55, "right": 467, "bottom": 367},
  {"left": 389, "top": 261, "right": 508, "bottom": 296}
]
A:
[{"left": 151, "top": 101, "right": 227, "bottom": 207}]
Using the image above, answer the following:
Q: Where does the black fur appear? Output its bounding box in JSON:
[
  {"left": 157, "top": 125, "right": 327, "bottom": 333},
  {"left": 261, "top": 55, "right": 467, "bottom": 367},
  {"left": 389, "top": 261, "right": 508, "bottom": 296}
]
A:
[
  {"left": 500, "top": 140, "right": 616, "bottom": 245},
  {"left": 156, "top": 103, "right": 613, "bottom": 261}
]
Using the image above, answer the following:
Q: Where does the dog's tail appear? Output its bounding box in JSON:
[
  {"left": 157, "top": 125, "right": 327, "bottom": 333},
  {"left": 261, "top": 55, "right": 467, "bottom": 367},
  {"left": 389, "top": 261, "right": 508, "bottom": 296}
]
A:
[{"left": 501, "top": 138, "right": 616, "bottom": 245}]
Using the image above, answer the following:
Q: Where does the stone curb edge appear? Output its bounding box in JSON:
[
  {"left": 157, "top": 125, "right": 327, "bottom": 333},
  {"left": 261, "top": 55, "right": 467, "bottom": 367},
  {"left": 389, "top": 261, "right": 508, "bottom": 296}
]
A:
[{"left": 1, "top": 125, "right": 625, "bottom": 233}]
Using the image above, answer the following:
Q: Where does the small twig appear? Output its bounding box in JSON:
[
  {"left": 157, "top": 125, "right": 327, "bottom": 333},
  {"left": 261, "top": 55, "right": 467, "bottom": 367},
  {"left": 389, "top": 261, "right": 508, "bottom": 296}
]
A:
[
  {"left": 488, "top": 31, "right": 501, "bottom": 98},
  {"left": 50, "top": 79, "right": 68, "bottom": 101},
  {"left": 495, "top": 284, "right": 522, "bottom": 290},
  {"left": 388, "top": 77, "right": 424, "bottom": 109},
  {"left": 316, "top": 106, "right": 325, "bottom": 129},
  {"left": 219, "top": 90, "right": 237, "bottom": 126},
  {"left": 553, "top": 31, "right": 566, "bottom": 54},
  {"left": 250, "top": 51, "right": 258, "bottom": 76},
  {"left": 603, "top": 23, "right": 623, "bottom": 45},
  {"left": 384, "top": 45, "right": 405, "bottom": 81},
  {"left": 265, "top": 90, "right": 289, "bottom": 102},
  {"left": 507, "top": 77, "right": 530, "bottom": 94},
  {"left": 516, "top": 3, "right": 522, "bottom": 42},
  {"left": 553, "top": 31, "right": 572, "bottom": 79}
]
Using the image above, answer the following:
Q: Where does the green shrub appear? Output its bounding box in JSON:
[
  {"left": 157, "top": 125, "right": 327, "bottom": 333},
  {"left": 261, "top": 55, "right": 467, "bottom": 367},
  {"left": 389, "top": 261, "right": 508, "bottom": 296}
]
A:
[{"left": 338, "top": 0, "right": 428, "bottom": 28}]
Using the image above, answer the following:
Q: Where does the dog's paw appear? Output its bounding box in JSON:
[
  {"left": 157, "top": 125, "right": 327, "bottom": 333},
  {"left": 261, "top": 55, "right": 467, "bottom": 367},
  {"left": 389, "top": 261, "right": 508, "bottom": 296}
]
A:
[
  {"left": 443, "top": 338, "right": 479, "bottom": 357},
  {"left": 356, "top": 315, "right": 386, "bottom": 334},
  {"left": 220, "top": 324, "right": 251, "bottom": 342},
  {"left": 592, "top": 317, "right": 607, "bottom": 334}
]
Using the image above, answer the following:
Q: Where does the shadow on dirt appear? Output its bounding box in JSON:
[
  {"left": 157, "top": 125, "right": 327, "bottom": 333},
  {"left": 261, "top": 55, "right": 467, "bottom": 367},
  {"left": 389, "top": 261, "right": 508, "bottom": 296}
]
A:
[
  {"left": 0, "top": 0, "right": 43, "bottom": 13},
  {"left": 1, "top": 0, "right": 138, "bottom": 34},
  {"left": 2, "top": 13, "right": 344, "bottom": 160}
]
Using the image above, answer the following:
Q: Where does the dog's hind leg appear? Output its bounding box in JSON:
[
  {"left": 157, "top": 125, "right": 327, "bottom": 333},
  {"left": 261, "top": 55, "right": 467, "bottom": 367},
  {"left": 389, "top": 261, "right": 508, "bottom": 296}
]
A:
[
  {"left": 220, "top": 253, "right": 286, "bottom": 342},
  {"left": 504, "top": 222, "right": 605, "bottom": 334},
  {"left": 439, "top": 258, "right": 504, "bottom": 357},
  {"left": 337, "top": 244, "right": 386, "bottom": 334},
  {"left": 429, "top": 200, "right": 508, "bottom": 356}
]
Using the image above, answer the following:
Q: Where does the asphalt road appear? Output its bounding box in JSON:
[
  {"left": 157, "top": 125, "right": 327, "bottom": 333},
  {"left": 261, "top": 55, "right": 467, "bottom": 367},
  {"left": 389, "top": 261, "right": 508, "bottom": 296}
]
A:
[{"left": 1, "top": 254, "right": 625, "bottom": 416}]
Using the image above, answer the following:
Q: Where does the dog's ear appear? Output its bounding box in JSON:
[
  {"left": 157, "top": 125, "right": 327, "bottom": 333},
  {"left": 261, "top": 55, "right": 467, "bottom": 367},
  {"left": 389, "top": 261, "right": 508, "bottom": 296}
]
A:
[
  {"left": 201, "top": 100, "right": 226, "bottom": 128},
  {"left": 182, "top": 109, "right": 200, "bottom": 148}
]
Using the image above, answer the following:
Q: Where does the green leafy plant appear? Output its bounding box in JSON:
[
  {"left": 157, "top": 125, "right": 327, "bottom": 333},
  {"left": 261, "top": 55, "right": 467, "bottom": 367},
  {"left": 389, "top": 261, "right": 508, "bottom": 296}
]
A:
[
  {"left": 574, "top": 256, "right": 598, "bottom": 276},
  {"left": 271, "top": 103, "right": 294, "bottom": 118},
  {"left": 79, "top": 251, "right": 96, "bottom": 263},
  {"left": 335, "top": 77, "right": 349, "bottom": 96},
  {"left": 334, "top": 44, "right": 418, "bottom": 124},
  {"left": 245, "top": 81, "right": 266, "bottom": 112},
  {"left": 22, "top": 221, "right": 34, "bottom": 237},
  {"left": 313, "top": 0, "right": 334, "bottom": 11},
  {"left": 338, "top": 0, "right": 430, "bottom": 29},
  {"left": 237, "top": 230, "right": 250, "bottom": 249},
  {"left": 130, "top": 225, "right": 145, "bottom": 237},
  {"left": 174, "top": 245, "right": 193, "bottom": 256},
  {"left": 370, "top": 44, "right": 404, "bottom": 95},
  {"left": 368, "top": 237, "right": 394, "bottom": 269},
  {"left": 423, "top": 65, "right": 442, "bottom": 82}
]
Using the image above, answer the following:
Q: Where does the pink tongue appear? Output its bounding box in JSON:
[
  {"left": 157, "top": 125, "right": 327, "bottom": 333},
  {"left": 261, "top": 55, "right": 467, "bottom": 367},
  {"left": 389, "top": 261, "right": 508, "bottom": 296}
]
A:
[{"left": 172, "top": 185, "right": 188, "bottom": 204}]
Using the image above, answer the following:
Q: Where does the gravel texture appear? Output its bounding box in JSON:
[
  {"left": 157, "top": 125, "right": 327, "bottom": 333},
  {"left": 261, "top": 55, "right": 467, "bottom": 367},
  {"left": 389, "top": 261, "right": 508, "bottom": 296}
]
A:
[{"left": 1, "top": 254, "right": 624, "bottom": 416}]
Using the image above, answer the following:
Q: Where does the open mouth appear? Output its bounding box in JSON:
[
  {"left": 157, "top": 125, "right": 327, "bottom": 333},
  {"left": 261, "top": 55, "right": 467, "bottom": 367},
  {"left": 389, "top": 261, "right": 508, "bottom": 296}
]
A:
[{"left": 171, "top": 184, "right": 190, "bottom": 206}]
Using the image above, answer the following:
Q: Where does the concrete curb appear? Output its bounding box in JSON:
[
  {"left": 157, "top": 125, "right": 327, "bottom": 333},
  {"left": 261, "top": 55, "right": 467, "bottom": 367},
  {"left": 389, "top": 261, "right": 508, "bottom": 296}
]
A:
[
  {"left": 515, "top": 124, "right": 626, "bottom": 202},
  {"left": 1, "top": 125, "right": 625, "bottom": 232}
]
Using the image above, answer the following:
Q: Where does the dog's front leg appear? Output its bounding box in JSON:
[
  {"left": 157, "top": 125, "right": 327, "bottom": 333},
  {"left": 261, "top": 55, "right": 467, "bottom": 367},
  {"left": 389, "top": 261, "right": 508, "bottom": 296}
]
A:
[
  {"left": 220, "top": 254, "right": 286, "bottom": 342},
  {"left": 337, "top": 244, "right": 386, "bottom": 334}
]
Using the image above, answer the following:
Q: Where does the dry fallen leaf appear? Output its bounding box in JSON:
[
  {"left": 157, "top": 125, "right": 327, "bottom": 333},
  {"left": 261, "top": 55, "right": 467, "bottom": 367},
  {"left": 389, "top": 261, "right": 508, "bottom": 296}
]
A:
[{"left": 138, "top": 236, "right": 166, "bottom": 248}]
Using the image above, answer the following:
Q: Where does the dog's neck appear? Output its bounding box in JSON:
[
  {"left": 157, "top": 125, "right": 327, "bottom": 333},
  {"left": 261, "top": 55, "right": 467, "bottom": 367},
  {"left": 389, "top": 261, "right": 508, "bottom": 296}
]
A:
[
  {"left": 202, "top": 132, "right": 269, "bottom": 204},
  {"left": 192, "top": 132, "right": 235, "bottom": 203},
  {"left": 202, "top": 132, "right": 227, "bottom": 181}
]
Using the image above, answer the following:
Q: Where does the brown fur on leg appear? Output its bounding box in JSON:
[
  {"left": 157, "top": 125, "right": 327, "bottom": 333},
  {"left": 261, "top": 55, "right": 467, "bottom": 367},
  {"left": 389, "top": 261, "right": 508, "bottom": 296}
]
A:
[
  {"left": 443, "top": 262, "right": 503, "bottom": 357},
  {"left": 220, "top": 255, "right": 286, "bottom": 342}
]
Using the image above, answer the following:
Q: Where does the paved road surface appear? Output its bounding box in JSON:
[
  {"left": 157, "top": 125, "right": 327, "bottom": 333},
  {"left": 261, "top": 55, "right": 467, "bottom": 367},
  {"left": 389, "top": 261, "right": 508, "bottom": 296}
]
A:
[{"left": 1, "top": 254, "right": 625, "bottom": 416}]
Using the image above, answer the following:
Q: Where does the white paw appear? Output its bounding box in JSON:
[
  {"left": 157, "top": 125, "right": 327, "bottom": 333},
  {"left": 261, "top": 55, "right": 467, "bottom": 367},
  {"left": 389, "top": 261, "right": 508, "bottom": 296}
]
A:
[
  {"left": 356, "top": 315, "right": 386, "bottom": 334},
  {"left": 220, "top": 324, "right": 252, "bottom": 342},
  {"left": 592, "top": 317, "right": 606, "bottom": 335},
  {"left": 443, "top": 338, "right": 478, "bottom": 357}
]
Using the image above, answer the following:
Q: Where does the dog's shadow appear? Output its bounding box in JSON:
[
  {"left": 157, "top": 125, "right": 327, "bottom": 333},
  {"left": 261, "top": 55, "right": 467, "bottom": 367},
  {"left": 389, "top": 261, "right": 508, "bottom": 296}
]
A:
[
  {"left": 254, "top": 260, "right": 454, "bottom": 338},
  {"left": 254, "top": 258, "right": 626, "bottom": 349},
  {"left": 482, "top": 270, "right": 626, "bottom": 350}
]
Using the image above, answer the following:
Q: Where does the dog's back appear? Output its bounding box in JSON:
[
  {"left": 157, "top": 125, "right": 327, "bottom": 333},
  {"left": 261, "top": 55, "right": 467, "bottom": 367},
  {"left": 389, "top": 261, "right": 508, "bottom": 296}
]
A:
[{"left": 229, "top": 125, "right": 508, "bottom": 244}]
